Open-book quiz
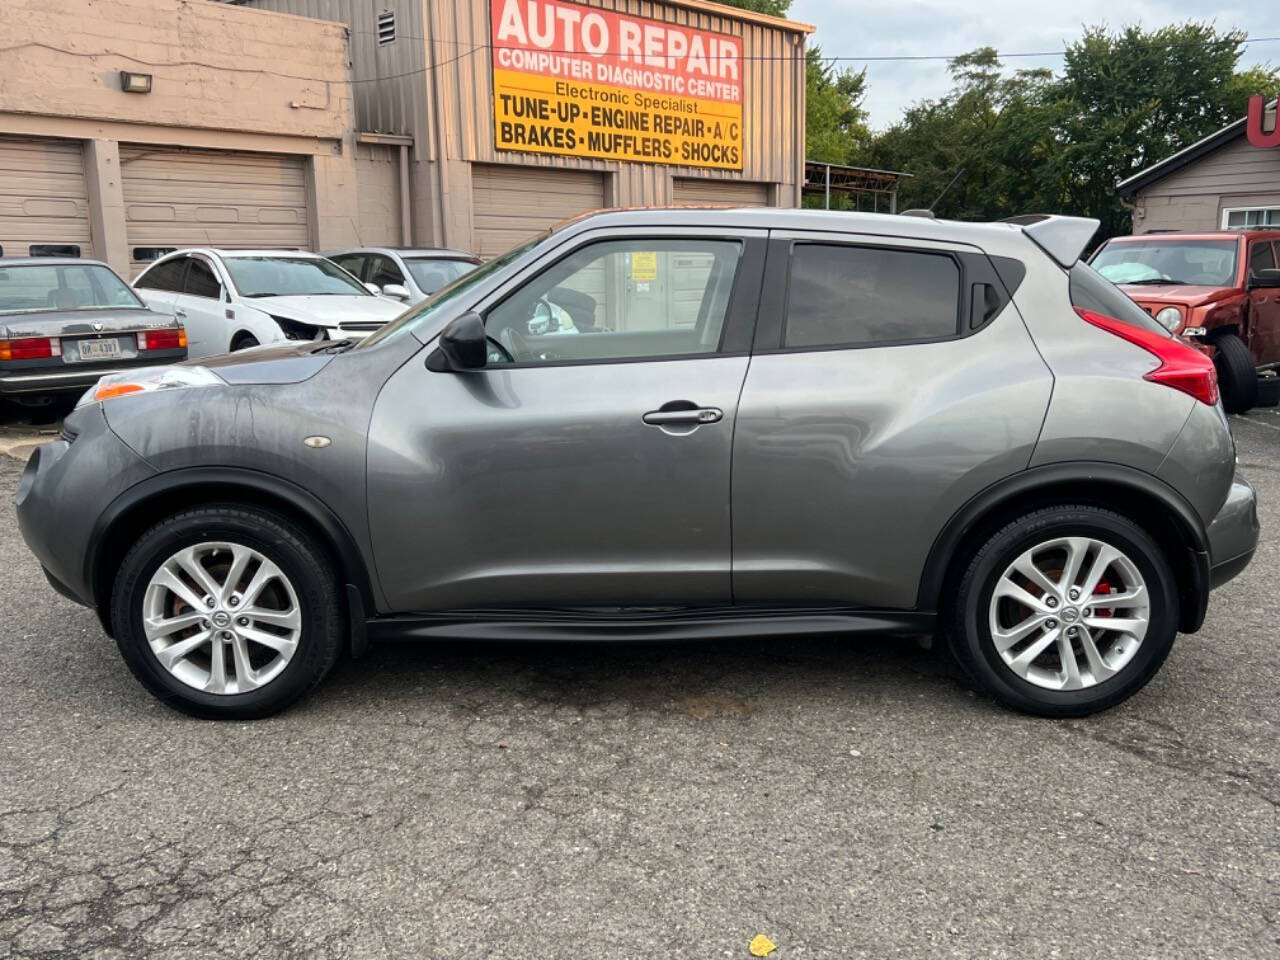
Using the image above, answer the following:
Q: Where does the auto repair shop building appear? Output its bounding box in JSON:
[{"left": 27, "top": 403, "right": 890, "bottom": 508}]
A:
[
  {"left": 231, "top": 0, "right": 811, "bottom": 257},
  {"left": 0, "top": 0, "right": 807, "bottom": 274},
  {"left": 1118, "top": 98, "right": 1280, "bottom": 234}
]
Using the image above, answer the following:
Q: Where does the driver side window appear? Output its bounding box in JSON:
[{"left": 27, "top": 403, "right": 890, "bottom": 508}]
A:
[{"left": 484, "top": 238, "right": 742, "bottom": 365}]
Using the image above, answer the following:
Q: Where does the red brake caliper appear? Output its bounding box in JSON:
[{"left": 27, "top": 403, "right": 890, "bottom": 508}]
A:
[{"left": 1092, "top": 581, "right": 1113, "bottom": 617}]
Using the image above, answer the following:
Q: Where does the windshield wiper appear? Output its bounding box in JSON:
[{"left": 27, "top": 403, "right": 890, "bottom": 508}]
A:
[{"left": 1123, "top": 278, "right": 1186, "bottom": 285}]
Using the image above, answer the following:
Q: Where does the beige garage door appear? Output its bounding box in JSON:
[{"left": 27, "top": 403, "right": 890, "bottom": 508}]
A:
[
  {"left": 0, "top": 137, "right": 93, "bottom": 259},
  {"left": 120, "top": 145, "right": 309, "bottom": 275},
  {"left": 471, "top": 165, "right": 605, "bottom": 260},
  {"left": 672, "top": 178, "right": 772, "bottom": 207}
]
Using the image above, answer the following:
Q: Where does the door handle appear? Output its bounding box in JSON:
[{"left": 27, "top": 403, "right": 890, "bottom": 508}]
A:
[
  {"left": 642, "top": 406, "right": 723, "bottom": 426},
  {"left": 173, "top": 308, "right": 187, "bottom": 318}
]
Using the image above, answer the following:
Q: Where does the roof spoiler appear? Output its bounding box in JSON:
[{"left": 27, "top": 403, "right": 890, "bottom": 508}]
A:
[{"left": 1003, "top": 214, "right": 1101, "bottom": 267}]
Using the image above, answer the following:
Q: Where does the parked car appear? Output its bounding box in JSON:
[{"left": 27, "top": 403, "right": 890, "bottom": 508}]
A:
[
  {"left": 131, "top": 249, "right": 407, "bottom": 358},
  {"left": 1090, "top": 229, "right": 1280, "bottom": 413},
  {"left": 0, "top": 257, "right": 186, "bottom": 399},
  {"left": 326, "top": 247, "right": 482, "bottom": 304},
  {"left": 17, "top": 209, "right": 1257, "bottom": 721}
]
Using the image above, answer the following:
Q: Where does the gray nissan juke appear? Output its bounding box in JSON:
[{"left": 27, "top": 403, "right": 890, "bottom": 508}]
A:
[{"left": 15, "top": 209, "right": 1259, "bottom": 720}]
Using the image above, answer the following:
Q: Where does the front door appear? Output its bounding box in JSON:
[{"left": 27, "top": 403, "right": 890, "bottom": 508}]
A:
[
  {"left": 366, "top": 231, "right": 764, "bottom": 612},
  {"left": 170, "top": 255, "right": 228, "bottom": 357},
  {"left": 1246, "top": 238, "right": 1280, "bottom": 366}
]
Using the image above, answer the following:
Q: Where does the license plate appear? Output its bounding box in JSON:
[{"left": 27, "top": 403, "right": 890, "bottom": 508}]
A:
[{"left": 76, "top": 339, "right": 122, "bottom": 361}]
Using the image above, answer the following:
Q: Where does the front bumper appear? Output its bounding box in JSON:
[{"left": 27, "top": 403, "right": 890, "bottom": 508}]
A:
[
  {"left": 1206, "top": 477, "right": 1259, "bottom": 589},
  {"left": 15, "top": 404, "right": 156, "bottom": 608}
]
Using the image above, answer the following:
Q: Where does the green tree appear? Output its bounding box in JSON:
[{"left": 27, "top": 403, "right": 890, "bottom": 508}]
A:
[
  {"left": 1051, "top": 23, "right": 1279, "bottom": 236},
  {"left": 716, "top": 0, "right": 792, "bottom": 16},
  {"left": 866, "top": 24, "right": 1279, "bottom": 235},
  {"left": 805, "top": 48, "right": 870, "bottom": 165}
]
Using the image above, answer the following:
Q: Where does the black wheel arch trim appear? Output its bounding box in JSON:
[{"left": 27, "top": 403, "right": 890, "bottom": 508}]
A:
[
  {"left": 86, "top": 466, "right": 378, "bottom": 631},
  {"left": 919, "top": 461, "right": 1211, "bottom": 632}
]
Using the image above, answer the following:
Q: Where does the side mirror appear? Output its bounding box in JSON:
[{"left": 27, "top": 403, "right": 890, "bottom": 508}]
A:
[
  {"left": 1249, "top": 268, "right": 1280, "bottom": 290},
  {"left": 426, "top": 312, "right": 487, "bottom": 372},
  {"left": 381, "top": 283, "right": 411, "bottom": 301},
  {"left": 363, "top": 282, "right": 381, "bottom": 296}
]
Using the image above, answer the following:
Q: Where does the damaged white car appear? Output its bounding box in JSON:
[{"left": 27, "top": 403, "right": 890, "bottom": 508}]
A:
[{"left": 132, "top": 249, "right": 407, "bottom": 358}]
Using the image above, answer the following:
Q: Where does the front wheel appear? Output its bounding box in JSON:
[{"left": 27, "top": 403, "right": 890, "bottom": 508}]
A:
[
  {"left": 111, "top": 505, "right": 343, "bottom": 719},
  {"left": 947, "top": 505, "right": 1179, "bottom": 717},
  {"left": 1213, "top": 333, "right": 1257, "bottom": 414}
]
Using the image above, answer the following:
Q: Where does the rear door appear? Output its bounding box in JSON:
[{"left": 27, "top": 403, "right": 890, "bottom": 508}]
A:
[
  {"left": 132, "top": 255, "right": 185, "bottom": 315},
  {"left": 732, "top": 232, "right": 1053, "bottom": 609},
  {"left": 1246, "top": 238, "right": 1280, "bottom": 366},
  {"left": 366, "top": 228, "right": 765, "bottom": 611}
]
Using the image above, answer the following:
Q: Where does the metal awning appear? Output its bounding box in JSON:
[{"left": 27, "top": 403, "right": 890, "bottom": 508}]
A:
[{"left": 802, "top": 161, "right": 912, "bottom": 213}]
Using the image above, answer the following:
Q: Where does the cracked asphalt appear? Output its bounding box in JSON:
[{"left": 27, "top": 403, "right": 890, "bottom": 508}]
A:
[{"left": 1, "top": 413, "right": 1278, "bottom": 959}]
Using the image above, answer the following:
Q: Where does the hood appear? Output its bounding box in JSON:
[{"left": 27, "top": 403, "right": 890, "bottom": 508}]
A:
[
  {"left": 249, "top": 294, "right": 406, "bottom": 330},
  {"left": 1116, "top": 283, "right": 1239, "bottom": 309},
  {"left": 192, "top": 339, "right": 338, "bottom": 385},
  {"left": 0, "top": 306, "right": 176, "bottom": 339}
]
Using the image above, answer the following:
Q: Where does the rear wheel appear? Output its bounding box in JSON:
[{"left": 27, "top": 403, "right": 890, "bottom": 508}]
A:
[
  {"left": 231, "top": 333, "right": 260, "bottom": 351},
  {"left": 111, "top": 505, "right": 343, "bottom": 719},
  {"left": 948, "top": 505, "right": 1179, "bottom": 717},
  {"left": 1213, "top": 332, "right": 1257, "bottom": 414}
]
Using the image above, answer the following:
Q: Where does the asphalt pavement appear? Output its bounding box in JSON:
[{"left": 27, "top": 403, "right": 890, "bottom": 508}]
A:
[{"left": 1, "top": 412, "right": 1277, "bottom": 959}]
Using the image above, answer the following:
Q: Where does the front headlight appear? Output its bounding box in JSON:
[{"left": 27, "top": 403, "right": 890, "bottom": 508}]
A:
[
  {"left": 1154, "top": 306, "right": 1183, "bottom": 332},
  {"left": 76, "top": 365, "right": 223, "bottom": 408}
]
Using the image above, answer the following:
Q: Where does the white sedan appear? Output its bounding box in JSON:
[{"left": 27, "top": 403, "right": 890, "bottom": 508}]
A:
[{"left": 131, "top": 249, "right": 407, "bottom": 358}]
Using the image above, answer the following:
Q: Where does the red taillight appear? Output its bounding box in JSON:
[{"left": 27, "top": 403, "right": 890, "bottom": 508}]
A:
[
  {"left": 1075, "top": 307, "right": 1219, "bottom": 407},
  {"left": 0, "top": 337, "right": 61, "bottom": 361},
  {"left": 136, "top": 328, "right": 186, "bottom": 351}
]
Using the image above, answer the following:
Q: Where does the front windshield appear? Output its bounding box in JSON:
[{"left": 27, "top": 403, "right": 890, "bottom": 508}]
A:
[
  {"left": 1091, "top": 238, "right": 1237, "bottom": 286},
  {"left": 404, "top": 257, "right": 478, "bottom": 295},
  {"left": 0, "top": 263, "right": 144, "bottom": 315},
  {"left": 223, "top": 256, "right": 370, "bottom": 298},
  {"left": 356, "top": 234, "right": 545, "bottom": 349}
]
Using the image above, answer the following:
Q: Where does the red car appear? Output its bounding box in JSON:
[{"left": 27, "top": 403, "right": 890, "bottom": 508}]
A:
[{"left": 1091, "top": 230, "right": 1280, "bottom": 413}]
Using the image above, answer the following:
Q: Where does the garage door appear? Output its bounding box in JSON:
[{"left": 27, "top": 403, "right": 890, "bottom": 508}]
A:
[
  {"left": 120, "top": 145, "right": 309, "bottom": 275},
  {"left": 672, "top": 178, "right": 772, "bottom": 207},
  {"left": 471, "top": 165, "right": 605, "bottom": 260},
  {"left": 0, "top": 137, "right": 93, "bottom": 259}
]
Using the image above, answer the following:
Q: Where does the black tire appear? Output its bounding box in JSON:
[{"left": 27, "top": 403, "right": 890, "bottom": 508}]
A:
[
  {"left": 1213, "top": 333, "right": 1257, "bottom": 414},
  {"left": 946, "top": 505, "right": 1179, "bottom": 718},
  {"left": 231, "top": 333, "right": 260, "bottom": 351},
  {"left": 111, "top": 505, "right": 343, "bottom": 720}
]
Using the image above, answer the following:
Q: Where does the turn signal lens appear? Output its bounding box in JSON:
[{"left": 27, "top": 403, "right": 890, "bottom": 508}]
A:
[
  {"left": 1076, "top": 307, "right": 1219, "bottom": 406},
  {"left": 136, "top": 328, "right": 186, "bottom": 351},
  {"left": 0, "top": 336, "right": 61, "bottom": 361},
  {"left": 94, "top": 382, "right": 146, "bottom": 401}
]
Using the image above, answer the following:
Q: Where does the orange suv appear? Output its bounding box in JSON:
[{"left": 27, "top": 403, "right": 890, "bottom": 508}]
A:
[{"left": 1090, "top": 230, "right": 1280, "bottom": 413}]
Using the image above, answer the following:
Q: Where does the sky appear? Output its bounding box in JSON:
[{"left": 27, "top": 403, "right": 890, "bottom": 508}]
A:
[{"left": 790, "top": 0, "right": 1276, "bottom": 130}]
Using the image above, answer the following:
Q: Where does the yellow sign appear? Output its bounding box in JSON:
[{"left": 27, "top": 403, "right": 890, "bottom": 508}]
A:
[
  {"left": 490, "top": 0, "right": 744, "bottom": 170},
  {"left": 630, "top": 251, "right": 658, "bottom": 281}
]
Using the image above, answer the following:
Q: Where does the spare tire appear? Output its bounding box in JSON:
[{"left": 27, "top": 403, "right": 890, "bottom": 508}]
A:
[{"left": 1213, "top": 333, "right": 1257, "bottom": 414}]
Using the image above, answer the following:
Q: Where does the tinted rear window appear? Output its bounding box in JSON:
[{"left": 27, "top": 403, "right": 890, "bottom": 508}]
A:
[{"left": 1069, "top": 262, "right": 1171, "bottom": 337}]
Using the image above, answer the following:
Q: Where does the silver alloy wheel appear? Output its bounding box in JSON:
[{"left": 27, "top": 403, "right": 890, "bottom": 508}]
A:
[
  {"left": 988, "top": 536, "right": 1150, "bottom": 691},
  {"left": 142, "top": 541, "right": 302, "bottom": 695}
]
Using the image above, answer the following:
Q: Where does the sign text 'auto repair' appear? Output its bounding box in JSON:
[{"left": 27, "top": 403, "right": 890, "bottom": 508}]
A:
[{"left": 491, "top": 0, "right": 744, "bottom": 169}]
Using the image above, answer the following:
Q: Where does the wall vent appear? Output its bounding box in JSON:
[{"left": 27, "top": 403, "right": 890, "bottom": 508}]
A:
[{"left": 377, "top": 10, "right": 396, "bottom": 45}]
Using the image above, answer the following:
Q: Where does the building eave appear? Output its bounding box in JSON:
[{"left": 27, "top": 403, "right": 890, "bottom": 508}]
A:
[{"left": 1116, "top": 98, "right": 1277, "bottom": 198}]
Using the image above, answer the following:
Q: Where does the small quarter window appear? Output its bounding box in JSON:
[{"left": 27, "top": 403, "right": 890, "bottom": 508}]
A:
[{"left": 785, "top": 244, "right": 961, "bottom": 349}]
